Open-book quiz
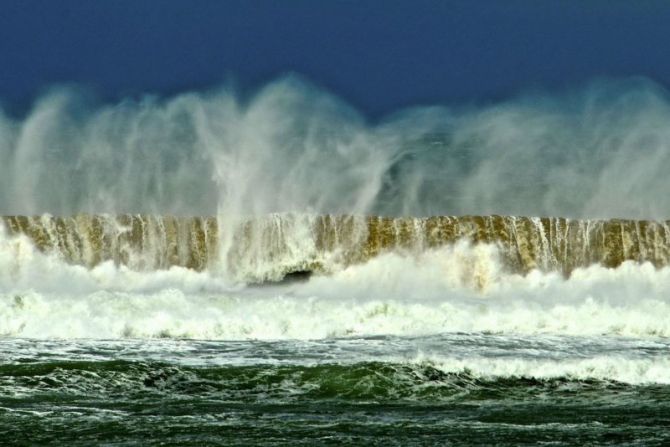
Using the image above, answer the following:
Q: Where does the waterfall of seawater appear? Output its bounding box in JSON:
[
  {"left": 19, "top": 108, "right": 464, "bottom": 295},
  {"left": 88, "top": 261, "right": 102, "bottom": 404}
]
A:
[{"left": 3, "top": 214, "right": 670, "bottom": 283}]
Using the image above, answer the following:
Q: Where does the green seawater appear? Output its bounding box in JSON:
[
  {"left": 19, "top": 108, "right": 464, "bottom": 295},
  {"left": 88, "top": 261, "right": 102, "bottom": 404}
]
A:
[{"left": 1, "top": 335, "right": 669, "bottom": 446}]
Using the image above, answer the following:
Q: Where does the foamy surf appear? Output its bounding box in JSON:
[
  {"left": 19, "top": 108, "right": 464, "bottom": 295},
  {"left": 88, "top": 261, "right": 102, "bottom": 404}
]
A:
[{"left": 2, "top": 229, "right": 670, "bottom": 340}]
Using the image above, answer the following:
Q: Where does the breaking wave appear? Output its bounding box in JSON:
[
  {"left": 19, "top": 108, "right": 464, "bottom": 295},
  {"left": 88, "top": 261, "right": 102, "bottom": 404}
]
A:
[
  {"left": 3, "top": 357, "right": 670, "bottom": 403},
  {"left": 3, "top": 76, "right": 670, "bottom": 342}
]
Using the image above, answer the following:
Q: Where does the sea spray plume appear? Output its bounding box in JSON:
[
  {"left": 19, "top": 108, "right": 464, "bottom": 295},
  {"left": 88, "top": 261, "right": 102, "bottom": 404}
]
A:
[
  {"left": 0, "top": 108, "right": 15, "bottom": 205},
  {"left": 443, "top": 78, "right": 670, "bottom": 219},
  {"left": 0, "top": 78, "right": 398, "bottom": 217},
  {"left": 2, "top": 76, "right": 670, "bottom": 218},
  {"left": 3, "top": 90, "right": 220, "bottom": 216},
  {"left": 372, "top": 78, "right": 670, "bottom": 218},
  {"left": 206, "top": 78, "right": 391, "bottom": 216}
]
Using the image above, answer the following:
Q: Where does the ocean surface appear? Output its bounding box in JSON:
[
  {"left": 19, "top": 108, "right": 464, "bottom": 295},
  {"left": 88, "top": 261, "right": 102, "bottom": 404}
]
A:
[
  {"left": 2, "top": 334, "right": 670, "bottom": 446},
  {"left": 2, "top": 78, "right": 670, "bottom": 445}
]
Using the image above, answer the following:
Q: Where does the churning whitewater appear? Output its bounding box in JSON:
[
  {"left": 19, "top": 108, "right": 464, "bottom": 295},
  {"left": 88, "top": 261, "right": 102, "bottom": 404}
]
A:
[
  {"left": 2, "top": 77, "right": 670, "bottom": 445},
  {"left": 2, "top": 214, "right": 670, "bottom": 342}
]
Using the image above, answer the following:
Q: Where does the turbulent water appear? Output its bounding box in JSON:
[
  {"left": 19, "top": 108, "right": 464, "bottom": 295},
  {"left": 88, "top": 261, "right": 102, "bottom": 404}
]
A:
[{"left": 2, "top": 77, "right": 670, "bottom": 445}]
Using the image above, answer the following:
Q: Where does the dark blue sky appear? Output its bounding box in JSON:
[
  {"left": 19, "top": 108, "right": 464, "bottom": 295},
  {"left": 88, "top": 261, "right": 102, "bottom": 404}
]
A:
[{"left": 1, "top": 0, "right": 670, "bottom": 116}]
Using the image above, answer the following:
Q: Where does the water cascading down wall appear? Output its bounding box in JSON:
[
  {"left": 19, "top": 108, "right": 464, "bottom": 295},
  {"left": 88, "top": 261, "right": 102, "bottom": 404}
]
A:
[
  {"left": 3, "top": 214, "right": 670, "bottom": 283},
  {"left": 3, "top": 77, "right": 670, "bottom": 282}
]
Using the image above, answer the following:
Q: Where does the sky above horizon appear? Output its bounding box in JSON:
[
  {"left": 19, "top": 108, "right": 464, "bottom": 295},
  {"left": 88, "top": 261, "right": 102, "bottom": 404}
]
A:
[{"left": 2, "top": 0, "right": 670, "bottom": 117}]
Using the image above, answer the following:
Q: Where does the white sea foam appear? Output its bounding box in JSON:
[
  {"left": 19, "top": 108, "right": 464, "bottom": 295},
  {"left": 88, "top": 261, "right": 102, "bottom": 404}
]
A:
[
  {"left": 2, "top": 228, "right": 670, "bottom": 340},
  {"left": 410, "top": 354, "right": 670, "bottom": 385}
]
